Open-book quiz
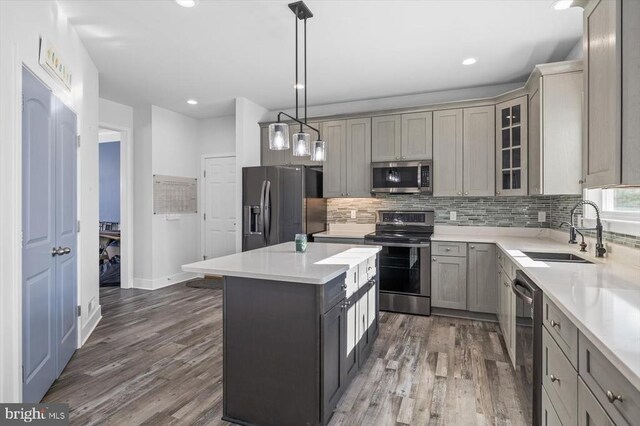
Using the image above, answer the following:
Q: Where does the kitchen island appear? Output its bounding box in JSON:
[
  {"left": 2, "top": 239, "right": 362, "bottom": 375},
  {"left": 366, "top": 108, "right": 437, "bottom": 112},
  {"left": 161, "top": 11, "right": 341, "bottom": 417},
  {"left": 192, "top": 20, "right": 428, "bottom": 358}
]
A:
[{"left": 182, "top": 242, "right": 381, "bottom": 426}]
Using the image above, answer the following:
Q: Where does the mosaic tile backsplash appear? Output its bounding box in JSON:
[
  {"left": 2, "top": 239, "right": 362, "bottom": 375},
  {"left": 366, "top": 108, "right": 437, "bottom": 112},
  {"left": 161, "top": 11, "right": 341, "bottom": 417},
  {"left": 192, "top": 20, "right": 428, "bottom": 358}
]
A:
[{"left": 327, "top": 194, "right": 640, "bottom": 249}]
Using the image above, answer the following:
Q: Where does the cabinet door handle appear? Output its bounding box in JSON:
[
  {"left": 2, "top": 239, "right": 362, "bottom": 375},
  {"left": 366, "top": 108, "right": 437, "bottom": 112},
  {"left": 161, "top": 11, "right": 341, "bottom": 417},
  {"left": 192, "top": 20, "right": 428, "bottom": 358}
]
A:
[
  {"left": 445, "top": 248, "right": 451, "bottom": 252},
  {"left": 432, "top": 257, "right": 437, "bottom": 262},
  {"left": 470, "top": 245, "right": 475, "bottom": 249},
  {"left": 549, "top": 374, "right": 560, "bottom": 383},
  {"left": 465, "top": 191, "right": 469, "bottom": 195},
  {"left": 549, "top": 320, "right": 560, "bottom": 329},
  {"left": 457, "top": 191, "right": 461, "bottom": 195},
  {"left": 606, "top": 390, "right": 623, "bottom": 404},
  {"left": 497, "top": 191, "right": 501, "bottom": 195},
  {"left": 342, "top": 283, "right": 348, "bottom": 290}
]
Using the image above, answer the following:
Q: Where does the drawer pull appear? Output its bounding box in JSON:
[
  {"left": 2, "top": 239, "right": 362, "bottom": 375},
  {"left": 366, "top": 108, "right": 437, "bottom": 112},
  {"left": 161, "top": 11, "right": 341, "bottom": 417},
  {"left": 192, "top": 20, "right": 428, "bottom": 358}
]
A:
[
  {"left": 549, "top": 374, "right": 560, "bottom": 383},
  {"left": 342, "top": 283, "right": 348, "bottom": 290},
  {"left": 549, "top": 320, "right": 561, "bottom": 329},
  {"left": 445, "top": 248, "right": 451, "bottom": 251},
  {"left": 606, "top": 390, "right": 623, "bottom": 404}
]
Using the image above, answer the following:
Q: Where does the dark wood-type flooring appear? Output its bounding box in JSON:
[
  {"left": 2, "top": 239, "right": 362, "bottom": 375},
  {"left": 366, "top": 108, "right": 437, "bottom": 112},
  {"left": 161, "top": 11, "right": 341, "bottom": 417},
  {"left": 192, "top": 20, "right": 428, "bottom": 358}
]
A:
[{"left": 43, "top": 284, "right": 528, "bottom": 425}]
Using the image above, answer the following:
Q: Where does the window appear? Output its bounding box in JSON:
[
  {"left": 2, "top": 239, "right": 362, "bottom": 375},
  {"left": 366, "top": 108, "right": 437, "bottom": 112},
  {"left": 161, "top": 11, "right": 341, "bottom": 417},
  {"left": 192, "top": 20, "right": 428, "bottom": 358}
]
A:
[{"left": 584, "top": 188, "right": 640, "bottom": 236}]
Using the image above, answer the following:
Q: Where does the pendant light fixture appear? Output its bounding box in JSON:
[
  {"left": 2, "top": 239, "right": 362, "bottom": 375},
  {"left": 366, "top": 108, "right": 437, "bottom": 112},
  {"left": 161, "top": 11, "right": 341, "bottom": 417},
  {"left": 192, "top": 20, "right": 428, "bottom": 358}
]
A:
[{"left": 269, "top": 1, "right": 325, "bottom": 161}]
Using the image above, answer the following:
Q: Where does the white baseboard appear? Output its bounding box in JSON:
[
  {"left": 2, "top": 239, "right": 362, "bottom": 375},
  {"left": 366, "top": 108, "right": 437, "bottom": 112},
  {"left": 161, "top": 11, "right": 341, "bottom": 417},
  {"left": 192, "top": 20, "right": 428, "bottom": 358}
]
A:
[
  {"left": 133, "top": 271, "right": 200, "bottom": 290},
  {"left": 80, "top": 305, "right": 102, "bottom": 346}
]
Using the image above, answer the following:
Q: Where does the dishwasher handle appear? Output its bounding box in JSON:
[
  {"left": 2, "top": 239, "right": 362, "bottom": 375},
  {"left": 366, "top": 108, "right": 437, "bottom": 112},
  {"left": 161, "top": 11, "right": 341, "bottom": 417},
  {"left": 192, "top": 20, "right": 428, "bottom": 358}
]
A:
[{"left": 511, "top": 278, "right": 534, "bottom": 305}]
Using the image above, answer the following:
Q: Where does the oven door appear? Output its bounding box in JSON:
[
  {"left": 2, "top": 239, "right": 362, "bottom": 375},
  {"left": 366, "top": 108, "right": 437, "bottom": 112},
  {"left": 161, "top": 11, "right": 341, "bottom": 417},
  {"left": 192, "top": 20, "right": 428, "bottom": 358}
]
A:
[
  {"left": 371, "top": 161, "right": 432, "bottom": 194},
  {"left": 375, "top": 243, "right": 430, "bottom": 297}
]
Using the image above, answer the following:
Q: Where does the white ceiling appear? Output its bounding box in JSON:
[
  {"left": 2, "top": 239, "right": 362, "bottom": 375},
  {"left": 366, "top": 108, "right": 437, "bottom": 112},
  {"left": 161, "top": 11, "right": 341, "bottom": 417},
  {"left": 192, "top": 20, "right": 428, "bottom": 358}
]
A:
[{"left": 59, "top": 0, "right": 583, "bottom": 118}]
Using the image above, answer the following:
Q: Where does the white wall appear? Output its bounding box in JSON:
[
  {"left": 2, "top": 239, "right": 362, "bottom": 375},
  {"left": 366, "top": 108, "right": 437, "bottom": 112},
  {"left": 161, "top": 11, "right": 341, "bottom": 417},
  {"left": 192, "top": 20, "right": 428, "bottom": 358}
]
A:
[
  {"left": 149, "top": 106, "right": 201, "bottom": 286},
  {"left": 564, "top": 38, "right": 583, "bottom": 60},
  {"left": 100, "top": 98, "right": 133, "bottom": 129},
  {"left": 234, "top": 97, "right": 270, "bottom": 252},
  {"left": 132, "top": 105, "right": 154, "bottom": 285},
  {"left": 199, "top": 115, "right": 236, "bottom": 155},
  {"left": 268, "top": 82, "right": 523, "bottom": 121},
  {"left": 0, "top": 0, "right": 99, "bottom": 402}
]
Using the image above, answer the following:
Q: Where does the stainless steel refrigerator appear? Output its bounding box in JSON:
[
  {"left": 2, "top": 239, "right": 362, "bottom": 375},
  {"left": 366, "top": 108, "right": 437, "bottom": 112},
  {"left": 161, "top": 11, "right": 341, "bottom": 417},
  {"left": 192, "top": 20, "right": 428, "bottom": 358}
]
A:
[{"left": 242, "top": 166, "right": 326, "bottom": 251}]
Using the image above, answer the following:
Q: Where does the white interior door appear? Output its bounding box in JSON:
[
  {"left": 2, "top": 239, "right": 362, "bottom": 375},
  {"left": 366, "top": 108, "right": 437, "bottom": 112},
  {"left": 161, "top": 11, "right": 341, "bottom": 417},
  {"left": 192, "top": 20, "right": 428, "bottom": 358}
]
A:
[{"left": 203, "top": 156, "right": 236, "bottom": 260}]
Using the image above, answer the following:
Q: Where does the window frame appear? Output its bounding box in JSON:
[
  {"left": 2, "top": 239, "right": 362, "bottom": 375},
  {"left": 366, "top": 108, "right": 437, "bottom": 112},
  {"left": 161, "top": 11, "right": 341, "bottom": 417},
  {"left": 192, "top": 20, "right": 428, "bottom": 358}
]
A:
[{"left": 583, "top": 188, "right": 640, "bottom": 236}]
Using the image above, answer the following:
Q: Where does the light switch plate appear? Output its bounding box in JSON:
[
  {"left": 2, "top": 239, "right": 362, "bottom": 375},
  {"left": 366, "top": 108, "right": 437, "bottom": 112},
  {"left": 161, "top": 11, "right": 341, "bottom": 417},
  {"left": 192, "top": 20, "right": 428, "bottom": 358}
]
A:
[
  {"left": 538, "top": 211, "right": 546, "bottom": 222},
  {"left": 450, "top": 211, "right": 457, "bottom": 221},
  {"left": 350, "top": 210, "right": 357, "bottom": 219}
]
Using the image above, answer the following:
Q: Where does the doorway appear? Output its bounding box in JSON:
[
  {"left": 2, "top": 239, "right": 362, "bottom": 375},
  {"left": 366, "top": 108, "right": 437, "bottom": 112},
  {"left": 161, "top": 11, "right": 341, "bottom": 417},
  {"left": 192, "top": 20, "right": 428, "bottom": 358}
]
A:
[
  {"left": 202, "top": 155, "right": 237, "bottom": 260},
  {"left": 98, "top": 129, "right": 123, "bottom": 289}
]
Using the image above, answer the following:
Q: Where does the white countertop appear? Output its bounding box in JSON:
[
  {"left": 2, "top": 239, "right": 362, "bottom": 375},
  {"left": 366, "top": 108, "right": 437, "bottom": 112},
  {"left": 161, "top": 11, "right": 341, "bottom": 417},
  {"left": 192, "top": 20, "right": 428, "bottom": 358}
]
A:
[
  {"left": 182, "top": 242, "right": 381, "bottom": 285},
  {"left": 434, "top": 232, "right": 640, "bottom": 391}
]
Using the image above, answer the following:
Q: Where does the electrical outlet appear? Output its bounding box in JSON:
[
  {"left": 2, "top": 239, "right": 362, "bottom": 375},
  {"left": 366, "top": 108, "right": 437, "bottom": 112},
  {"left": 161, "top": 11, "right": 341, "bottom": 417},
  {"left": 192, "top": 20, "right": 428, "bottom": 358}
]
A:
[
  {"left": 350, "top": 210, "right": 357, "bottom": 219},
  {"left": 450, "top": 211, "right": 457, "bottom": 221},
  {"left": 538, "top": 211, "right": 546, "bottom": 222}
]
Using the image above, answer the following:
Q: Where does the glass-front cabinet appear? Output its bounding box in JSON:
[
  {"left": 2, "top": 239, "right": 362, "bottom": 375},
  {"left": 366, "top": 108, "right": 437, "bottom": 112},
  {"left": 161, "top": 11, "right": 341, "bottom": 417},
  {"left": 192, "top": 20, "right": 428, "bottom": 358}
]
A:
[{"left": 496, "top": 96, "right": 528, "bottom": 196}]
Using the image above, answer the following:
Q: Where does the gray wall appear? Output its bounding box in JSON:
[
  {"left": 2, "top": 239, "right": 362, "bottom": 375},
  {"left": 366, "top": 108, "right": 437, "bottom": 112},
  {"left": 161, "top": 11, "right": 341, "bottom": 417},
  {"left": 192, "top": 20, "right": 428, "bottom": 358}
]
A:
[{"left": 327, "top": 194, "right": 639, "bottom": 249}]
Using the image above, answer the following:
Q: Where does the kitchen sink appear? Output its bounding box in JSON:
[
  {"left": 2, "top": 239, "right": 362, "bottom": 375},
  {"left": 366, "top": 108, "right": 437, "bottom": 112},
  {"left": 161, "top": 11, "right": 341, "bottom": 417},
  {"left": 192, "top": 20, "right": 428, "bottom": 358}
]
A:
[{"left": 522, "top": 251, "right": 593, "bottom": 264}]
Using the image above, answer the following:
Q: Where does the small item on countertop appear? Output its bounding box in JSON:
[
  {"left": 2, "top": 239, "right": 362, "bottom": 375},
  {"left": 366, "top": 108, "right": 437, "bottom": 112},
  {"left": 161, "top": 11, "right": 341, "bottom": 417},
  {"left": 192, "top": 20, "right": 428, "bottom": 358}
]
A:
[{"left": 295, "top": 234, "right": 307, "bottom": 253}]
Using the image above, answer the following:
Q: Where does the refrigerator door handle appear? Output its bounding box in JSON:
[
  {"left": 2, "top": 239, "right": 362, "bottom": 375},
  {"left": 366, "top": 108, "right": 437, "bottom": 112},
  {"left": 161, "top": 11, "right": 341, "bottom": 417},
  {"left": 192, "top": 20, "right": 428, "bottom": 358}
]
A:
[
  {"left": 259, "top": 180, "right": 267, "bottom": 243},
  {"left": 264, "top": 180, "right": 272, "bottom": 244}
]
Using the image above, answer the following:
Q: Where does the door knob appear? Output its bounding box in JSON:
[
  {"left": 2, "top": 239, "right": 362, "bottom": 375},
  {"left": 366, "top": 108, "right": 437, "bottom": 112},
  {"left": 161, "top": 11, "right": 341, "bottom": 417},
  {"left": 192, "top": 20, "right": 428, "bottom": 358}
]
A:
[
  {"left": 52, "top": 247, "right": 64, "bottom": 256},
  {"left": 62, "top": 247, "right": 71, "bottom": 254}
]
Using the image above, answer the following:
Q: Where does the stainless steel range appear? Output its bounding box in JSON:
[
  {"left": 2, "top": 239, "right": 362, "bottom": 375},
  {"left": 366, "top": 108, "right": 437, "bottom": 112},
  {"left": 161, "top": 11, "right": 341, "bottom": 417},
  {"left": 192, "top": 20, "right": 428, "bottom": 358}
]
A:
[{"left": 364, "top": 210, "right": 434, "bottom": 316}]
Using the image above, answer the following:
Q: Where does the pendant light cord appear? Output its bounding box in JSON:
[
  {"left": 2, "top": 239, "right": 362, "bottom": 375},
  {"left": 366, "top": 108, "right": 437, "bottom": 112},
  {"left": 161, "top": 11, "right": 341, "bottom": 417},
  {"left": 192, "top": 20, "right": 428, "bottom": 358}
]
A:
[{"left": 304, "top": 17, "right": 307, "bottom": 126}]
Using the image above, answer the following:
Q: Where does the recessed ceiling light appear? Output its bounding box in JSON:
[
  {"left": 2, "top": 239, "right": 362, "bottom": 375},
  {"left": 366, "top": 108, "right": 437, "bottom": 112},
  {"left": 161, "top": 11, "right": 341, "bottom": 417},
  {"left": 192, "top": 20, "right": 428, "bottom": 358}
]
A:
[
  {"left": 187, "top": 99, "right": 198, "bottom": 105},
  {"left": 552, "top": 0, "right": 573, "bottom": 10},
  {"left": 462, "top": 57, "right": 477, "bottom": 66},
  {"left": 293, "top": 83, "right": 305, "bottom": 90},
  {"left": 175, "top": 0, "right": 198, "bottom": 8}
]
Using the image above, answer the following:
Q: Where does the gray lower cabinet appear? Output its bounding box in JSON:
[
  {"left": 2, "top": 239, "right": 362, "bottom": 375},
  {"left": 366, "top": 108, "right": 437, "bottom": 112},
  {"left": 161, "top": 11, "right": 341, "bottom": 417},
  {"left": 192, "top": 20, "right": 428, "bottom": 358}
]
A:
[
  {"left": 578, "top": 377, "right": 615, "bottom": 426},
  {"left": 223, "top": 270, "right": 378, "bottom": 426},
  {"left": 431, "top": 255, "right": 467, "bottom": 310},
  {"left": 467, "top": 243, "right": 497, "bottom": 314},
  {"left": 542, "top": 386, "right": 563, "bottom": 426},
  {"left": 322, "top": 297, "right": 347, "bottom": 423},
  {"left": 322, "top": 118, "right": 371, "bottom": 198}
]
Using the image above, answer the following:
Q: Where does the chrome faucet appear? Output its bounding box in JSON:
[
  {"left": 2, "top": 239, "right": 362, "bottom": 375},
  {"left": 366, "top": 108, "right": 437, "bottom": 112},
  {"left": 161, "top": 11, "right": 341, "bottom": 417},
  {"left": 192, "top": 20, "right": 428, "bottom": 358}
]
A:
[{"left": 568, "top": 200, "right": 606, "bottom": 258}]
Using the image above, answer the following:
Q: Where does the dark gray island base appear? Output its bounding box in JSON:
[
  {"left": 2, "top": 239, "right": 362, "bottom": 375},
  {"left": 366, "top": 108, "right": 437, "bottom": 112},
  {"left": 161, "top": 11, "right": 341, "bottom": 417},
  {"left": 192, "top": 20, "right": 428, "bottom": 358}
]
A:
[{"left": 222, "top": 271, "right": 379, "bottom": 426}]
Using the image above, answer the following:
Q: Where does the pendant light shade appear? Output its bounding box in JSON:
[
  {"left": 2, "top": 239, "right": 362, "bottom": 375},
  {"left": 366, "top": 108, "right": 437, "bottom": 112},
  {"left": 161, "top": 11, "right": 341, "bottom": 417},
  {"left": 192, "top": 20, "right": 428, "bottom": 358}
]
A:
[
  {"left": 292, "top": 132, "right": 311, "bottom": 156},
  {"left": 269, "top": 122, "right": 290, "bottom": 150},
  {"left": 310, "top": 139, "right": 326, "bottom": 162}
]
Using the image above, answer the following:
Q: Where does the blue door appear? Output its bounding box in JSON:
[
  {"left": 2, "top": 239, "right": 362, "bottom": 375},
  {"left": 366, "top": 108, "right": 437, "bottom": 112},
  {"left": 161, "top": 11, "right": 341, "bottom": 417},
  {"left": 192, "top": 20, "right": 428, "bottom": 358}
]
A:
[{"left": 22, "top": 67, "right": 78, "bottom": 402}]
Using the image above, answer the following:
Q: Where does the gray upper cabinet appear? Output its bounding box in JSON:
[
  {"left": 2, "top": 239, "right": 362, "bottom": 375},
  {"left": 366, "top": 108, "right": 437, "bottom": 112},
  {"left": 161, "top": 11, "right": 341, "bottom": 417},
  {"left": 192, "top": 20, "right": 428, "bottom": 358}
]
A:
[
  {"left": 401, "top": 112, "right": 433, "bottom": 160},
  {"left": 528, "top": 64, "right": 583, "bottom": 196},
  {"left": 583, "top": 0, "right": 640, "bottom": 187},
  {"left": 322, "top": 120, "right": 347, "bottom": 197},
  {"left": 467, "top": 243, "right": 497, "bottom": 314},
  {"left": 371, "top": 115, "right": 401, "bottom": 162},
  {"left": 322, "top": 118, "right": 371, "bottom": 198},
  {"left": 345, "top": 118, "right": 372, "bottom": 197},
  {"left": 433, "top": 109, "right": 464, "bottom": 196},
  {"left": 496, "top": 96, "right": 527, "bottom": 196},
  {"left": 464, "top": 106, "right": 495, "bottom": 196},
  {"left": 372, "top": 112, "right": 432, "bottom": 162},
  {"left": 431, "top": 255, "right": 467, "bottom": 310}
]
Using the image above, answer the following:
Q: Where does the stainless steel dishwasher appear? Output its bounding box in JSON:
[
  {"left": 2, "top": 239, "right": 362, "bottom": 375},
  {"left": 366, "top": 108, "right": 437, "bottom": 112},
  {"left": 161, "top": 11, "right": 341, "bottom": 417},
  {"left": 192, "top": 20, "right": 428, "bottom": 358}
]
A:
[{"left": 512, "top": 269, "right": 543, "bottom": 426}]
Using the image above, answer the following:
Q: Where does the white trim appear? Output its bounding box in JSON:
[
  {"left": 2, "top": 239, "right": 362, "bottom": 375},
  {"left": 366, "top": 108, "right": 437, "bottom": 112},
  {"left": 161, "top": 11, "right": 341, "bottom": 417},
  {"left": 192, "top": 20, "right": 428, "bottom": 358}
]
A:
[
  {"left": 80, "top": 306, "right": 102, "bottom": 346},
  {"left": 99, "top": 122, "right": 134, "bottom": 289},
  {"left": 200, "top": 153, "right": 236, "bottom": 261},
  {"left": 133, "top": 271, "right": 200, "bottom": 290},
  {"left": 582, "top": 217, "right": 640, "bottom": 237}
]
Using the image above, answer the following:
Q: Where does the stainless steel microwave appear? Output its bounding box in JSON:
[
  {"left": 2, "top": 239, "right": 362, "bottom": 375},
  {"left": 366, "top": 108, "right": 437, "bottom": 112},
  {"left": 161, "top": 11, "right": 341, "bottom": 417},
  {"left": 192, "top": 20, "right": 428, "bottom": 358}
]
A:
[{"left": 371, "top": 160, "right": 432, "bottom": 194}]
